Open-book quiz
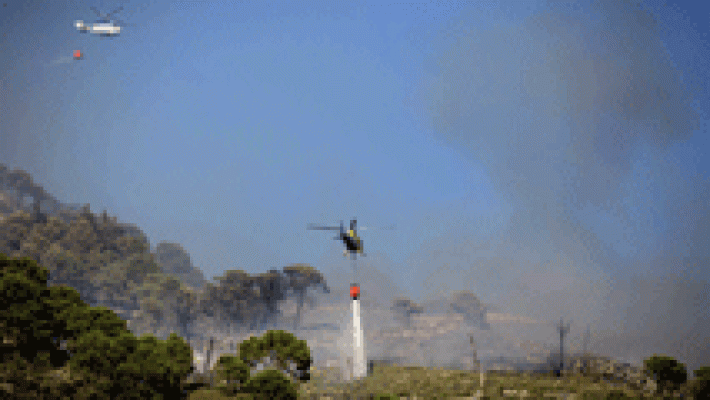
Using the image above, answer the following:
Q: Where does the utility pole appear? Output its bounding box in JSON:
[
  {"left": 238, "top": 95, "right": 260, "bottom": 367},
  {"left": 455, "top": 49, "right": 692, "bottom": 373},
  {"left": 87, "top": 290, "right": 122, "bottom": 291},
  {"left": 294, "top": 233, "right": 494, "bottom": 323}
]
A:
[
  {"left": 470, "top": 334, "right": 479, "bottom": 372},
  {"left": 205, "top": 337, "right": 215, "bottom": 375},
  {"left": 582, "top": 324, "right": 590, "bottom": 374},
  {"left": 557, "top": 318, "right": 570, "bottom": 377}
]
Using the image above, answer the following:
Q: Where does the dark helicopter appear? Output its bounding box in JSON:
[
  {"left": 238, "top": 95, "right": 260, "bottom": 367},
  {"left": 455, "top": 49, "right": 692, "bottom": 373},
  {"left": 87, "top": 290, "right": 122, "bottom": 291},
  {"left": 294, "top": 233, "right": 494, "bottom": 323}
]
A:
[{"left": 308, "top": 218, "right": 394, "bottom": 259}]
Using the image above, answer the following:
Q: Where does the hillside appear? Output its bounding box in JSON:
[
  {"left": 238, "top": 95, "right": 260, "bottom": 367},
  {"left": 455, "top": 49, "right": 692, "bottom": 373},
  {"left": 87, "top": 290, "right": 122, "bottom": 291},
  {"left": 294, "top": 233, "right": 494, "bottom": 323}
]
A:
[{"left": 0, "top": 163, "right": 206, "bottom": 291}]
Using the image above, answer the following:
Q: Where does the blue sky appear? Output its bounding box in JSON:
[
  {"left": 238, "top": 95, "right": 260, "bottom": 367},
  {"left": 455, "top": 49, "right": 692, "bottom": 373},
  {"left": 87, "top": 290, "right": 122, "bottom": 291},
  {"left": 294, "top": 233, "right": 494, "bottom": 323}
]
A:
[
  {"left": 2, "top": 0, "right": 710, "bottom": 367},
  {"left": 1, "top": 0, "right": 515, "bottom": 285}
]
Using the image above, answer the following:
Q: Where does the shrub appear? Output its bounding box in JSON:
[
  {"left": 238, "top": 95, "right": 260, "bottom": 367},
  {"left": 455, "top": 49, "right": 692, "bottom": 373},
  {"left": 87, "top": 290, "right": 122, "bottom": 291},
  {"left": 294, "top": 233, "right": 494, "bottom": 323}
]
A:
[
  {"left": 242, "top": 369, "right": 298, "bottom": 400},
  {"left": 690, "top": 366, "right": 710, "bottom": 400},
  {"left": 643, "top": 354, "right": 687, "bottom": 394},
  {"left": 696, "top": 367, "right": 710, "bottom": 380}
]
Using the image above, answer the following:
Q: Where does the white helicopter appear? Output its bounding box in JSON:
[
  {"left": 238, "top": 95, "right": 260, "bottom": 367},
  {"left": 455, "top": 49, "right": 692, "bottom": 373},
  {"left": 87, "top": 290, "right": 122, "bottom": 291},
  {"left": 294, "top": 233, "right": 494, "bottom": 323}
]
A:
[{"left": 74, "top": 6, "right": 128, "bottom": 37}]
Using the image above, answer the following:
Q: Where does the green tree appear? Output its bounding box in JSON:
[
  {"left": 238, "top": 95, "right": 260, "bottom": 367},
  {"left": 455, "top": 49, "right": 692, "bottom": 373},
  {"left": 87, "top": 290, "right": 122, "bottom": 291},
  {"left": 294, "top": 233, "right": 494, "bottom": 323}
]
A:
[
  {"left": 1, "top": 254, "right": 73, "bottom": 399},
  {"left": 214, "top": 355, "right": 250, "bottom": 396},
  {"left": 239, "top": 330, "right": 312, "bottom": 383},
  {"left": 1, "top": 255, "right": 68, "bottom": 362},
  {"left": 60, "top": 304, "right": 194, "bottom": 400},
  {"left": 242, "top": 369, "right": 298, "bottom": 400},
  {"left": 643, "top": 354, "right": 688, "bottom": 395},
  {"left": 54, "top": 293, "right": 145, "bottom": 399},
  {"left": 1, "top": 253, "right": 195, "bottom": 400},
  {"left": 689, "top": 366, "right": 710, "bottom": 400},
  {"left": 122, "top": 333, "right": 194, "bottom": 399},
  {"left": 66, "top": 328, "right": 141, "bottom": 398},
  {"left": 693, "top": 366, "right": 710, "bottom": 380}
]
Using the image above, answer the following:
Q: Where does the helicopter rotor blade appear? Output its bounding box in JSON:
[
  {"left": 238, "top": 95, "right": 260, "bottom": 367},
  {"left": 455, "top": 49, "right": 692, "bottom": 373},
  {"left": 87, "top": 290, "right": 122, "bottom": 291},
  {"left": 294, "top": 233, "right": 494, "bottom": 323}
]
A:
[
  {"left": 113, "top": 19, "right": 135, "bottom": 27},
  {"left": 106, "top": 5, "right": 124, "bottom": 18},
  {"left": 90, "top": 6, "right": 103, "bottom": 17}
]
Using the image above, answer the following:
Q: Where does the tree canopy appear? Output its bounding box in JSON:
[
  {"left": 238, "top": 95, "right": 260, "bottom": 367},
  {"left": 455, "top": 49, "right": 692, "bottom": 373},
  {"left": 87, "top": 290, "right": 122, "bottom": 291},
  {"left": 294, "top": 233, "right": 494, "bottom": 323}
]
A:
[
  {"left": 644, "top": 354, "right": 688, "bottom": 395},
  {"left": 238, "top": 329, "right": 312, "bottom": 383},
  {"left": 1, "top": 253, "right": 195, "bottom": 400}
]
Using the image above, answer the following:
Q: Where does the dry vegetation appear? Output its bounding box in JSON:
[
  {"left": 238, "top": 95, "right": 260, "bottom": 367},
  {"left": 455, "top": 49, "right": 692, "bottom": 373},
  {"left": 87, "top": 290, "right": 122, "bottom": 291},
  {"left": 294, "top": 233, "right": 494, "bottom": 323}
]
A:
[
  {"left": 187, "top": 362, "right": 679, "bottom": 400},
  {"left": 300, "top": 365, "right": 655, "bottom": 400}
]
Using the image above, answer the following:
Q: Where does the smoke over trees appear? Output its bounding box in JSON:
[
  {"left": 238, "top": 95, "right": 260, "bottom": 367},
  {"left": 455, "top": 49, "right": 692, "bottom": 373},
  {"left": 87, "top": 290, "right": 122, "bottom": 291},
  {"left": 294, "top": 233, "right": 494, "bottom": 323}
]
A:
[
  {"left": 449, "top": 291, "right": 489, "bottom": 330},
  {"left": 155, "top": 242, "right": 205, "bottom": 289},
  {"left": 282, "top": 264, "right": 330, "bottom": 330},
  {"left": 0, "top": 165, "right": 333, "bottom": 344},
  {"left": 391, "top": 297, "right": 424, "bottom": 328}
]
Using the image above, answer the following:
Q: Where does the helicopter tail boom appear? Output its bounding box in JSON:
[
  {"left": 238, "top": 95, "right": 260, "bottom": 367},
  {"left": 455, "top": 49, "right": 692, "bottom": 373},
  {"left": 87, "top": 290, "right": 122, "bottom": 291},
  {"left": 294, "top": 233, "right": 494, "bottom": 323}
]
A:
[{"left": 307, "top": 225, "right": 340, "bottom": 231}]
